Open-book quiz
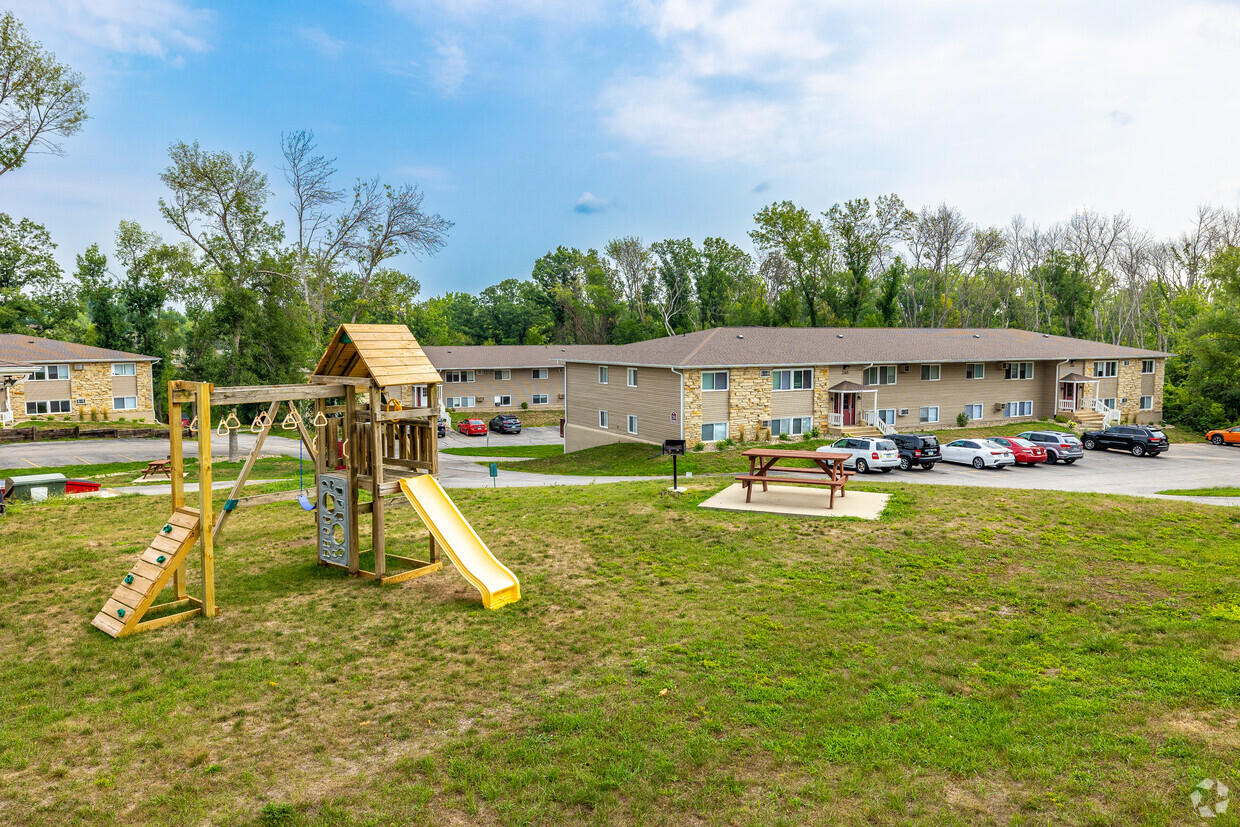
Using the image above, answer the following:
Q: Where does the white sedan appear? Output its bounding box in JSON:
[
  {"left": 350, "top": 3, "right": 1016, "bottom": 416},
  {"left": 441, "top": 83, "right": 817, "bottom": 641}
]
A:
[
  {"left": 941, "top": 439, "right": 1015, "bottom": 469},
  {"left": 818, "top": 437, "right": 901, "bottom": 473}
]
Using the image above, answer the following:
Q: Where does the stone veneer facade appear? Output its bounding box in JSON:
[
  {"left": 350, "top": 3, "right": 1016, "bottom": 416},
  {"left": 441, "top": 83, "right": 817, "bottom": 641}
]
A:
[
  {"left": 6, "top": 361, "right": 156, "bottom": 423},
  {"left": 682, "top": 366, "right": 834, "bottom": 444}
]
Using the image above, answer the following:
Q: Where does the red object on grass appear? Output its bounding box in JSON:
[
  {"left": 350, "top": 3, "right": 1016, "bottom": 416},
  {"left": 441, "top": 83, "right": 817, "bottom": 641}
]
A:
[{"left": 65, "top": 479, "right": 101, "bottom": 493}]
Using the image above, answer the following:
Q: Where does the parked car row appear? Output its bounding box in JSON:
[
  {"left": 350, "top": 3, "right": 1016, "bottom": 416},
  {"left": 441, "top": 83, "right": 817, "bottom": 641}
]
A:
[
  {"left": 818, "top": 430, "right": 1087, "bottom": 473},
  {"left": 1081, "top": 425, "right": 1169, "bottom": 457},
  {"left": 455, "top": 414, "right": 524, "bottom": 437}
]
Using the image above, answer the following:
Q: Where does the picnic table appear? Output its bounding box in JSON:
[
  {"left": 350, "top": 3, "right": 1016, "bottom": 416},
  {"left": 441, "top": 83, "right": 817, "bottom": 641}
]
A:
[
  {"left": 736, "top": 448, "right": 853, "bottom": 508},
  {"left": 140, "top": 458, "right": 173, "bottom": 480}
]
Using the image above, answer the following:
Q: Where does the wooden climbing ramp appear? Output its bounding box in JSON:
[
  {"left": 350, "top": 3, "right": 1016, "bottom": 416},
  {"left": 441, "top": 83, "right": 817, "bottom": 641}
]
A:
[{"left": 91, "top": 507, "right": 206, "bottom": 638}]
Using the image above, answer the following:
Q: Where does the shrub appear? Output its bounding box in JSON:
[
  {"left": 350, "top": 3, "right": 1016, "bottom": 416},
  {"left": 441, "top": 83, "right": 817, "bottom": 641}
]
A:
[
  {"left": 692, "top": 442, "right": 705, "bottom": 452},
  {"left": 101, "top": 408, "right": 109, "bottom": 421},
  {"left": 521, "top": 401, "right": 529, "bottom": 410},
  {"left": 956, "top": 411, "right": 969, "bottom": 427},
  {"left": 258, "top": 802, "right": 296, "bottom": 826},
  {"left": 778, "top": 432, "right": 791, "bottom": 441},
  {"left": 78, "top": 407, "right": 85, "bottom": 421},
  {"left": 717, "top": 437, "right": 735, "bottom": 450}
]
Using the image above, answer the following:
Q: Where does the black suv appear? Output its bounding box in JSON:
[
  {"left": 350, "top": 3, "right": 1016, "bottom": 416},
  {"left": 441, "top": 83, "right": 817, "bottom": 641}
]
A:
[
  {"left": 890, "top": 433, "right": 940, "bottom": 470},
  {"left": 1081, "top": 425, "right": 1169, "bottom": 457},
  {"left": 488, "top": 414, "right": 522, "bottom": 434}
]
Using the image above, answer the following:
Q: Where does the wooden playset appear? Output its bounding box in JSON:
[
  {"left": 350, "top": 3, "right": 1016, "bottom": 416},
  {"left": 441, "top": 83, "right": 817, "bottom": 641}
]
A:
[{"left": 91, "top": 324, "right": 520, "bottom": 639}]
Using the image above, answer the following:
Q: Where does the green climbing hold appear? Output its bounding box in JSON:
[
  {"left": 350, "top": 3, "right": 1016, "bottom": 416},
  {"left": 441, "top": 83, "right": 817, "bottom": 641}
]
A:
[
  {"left": 156, "top": 555, "right": 166, "bottom": 563},
  {"left": 124, "top": 574, "right": 134, "bottom": 585},
  {"left": 224, "top": 498, "right": 239, "bottom": 511},
  {"left": 117, "top": 608, "right": 126, "bottom": 618},
  {"left": 162, "top": 524, "right": 173, "bottom": 533}
]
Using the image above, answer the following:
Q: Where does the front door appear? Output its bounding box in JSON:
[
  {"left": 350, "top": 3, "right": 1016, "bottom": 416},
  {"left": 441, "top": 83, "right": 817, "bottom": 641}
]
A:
[
  {"left": 842, "top": 393, "right": 856, "bottom": 426},
  {"left": 1061, "top": 382, "right": 1075, "bottom": 410}
]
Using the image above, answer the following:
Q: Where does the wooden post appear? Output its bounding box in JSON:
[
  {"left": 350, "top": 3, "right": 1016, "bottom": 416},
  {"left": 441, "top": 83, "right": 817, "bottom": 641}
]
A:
[
  {"left": 370, "top": 384, "right": 385, "bottom": 580},
  {"left": 344, "top": 389, "right": 360, "bottom": 575},
  {"left": 168, "top": 383, "right": 188, "bottom": 600},
  {"left": 197, "top": 382, "right": 217, "bottom": 617},
  {"left": 428, "top": 383, "right": 440, "bottom": 476}
]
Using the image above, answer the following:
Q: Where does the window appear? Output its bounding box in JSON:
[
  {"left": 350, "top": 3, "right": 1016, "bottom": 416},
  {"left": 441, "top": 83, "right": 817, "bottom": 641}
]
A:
[
  {"left": 532, "top": 394, "right": 549, "bottom": 405},
  {"left": 599, "top": 410, "right": 609, "bottom": 429},
  {"left": 627, "top": 368, "right": 638, "bottom": 387},
  {"left": 876, "top": 409, "right": 896, "bottom": 426},
  {"left": 919, "top": 406, "right": 940, "bottom": 423},
  {"left": 446, "top": 396, "right": 476, "bottom": 408},
  {"left": 598, "top": 366, "right": 608, "bottom": 384},
  {"left": 701, "top": 370, "right": 729, "bottom": 391},
  {"left": 1005, "top": 400, "right": 1033, "bottom": 417},
  {"left": 532, "top": 368, "right": 549, "bottom": 380},
  {"left": 627, "top": 415, "right": 638, "bottom": 434},
  {"left": 445, "top": 370, "right": 475, "bottom": 383},
  {"left": 701, "top": 422, "right": 728, "bottom": 442},
  {"left": 920, "top": 364, "right": 940, "bottom": 381},
  {"left": 769, "top": 416, "right": 813, "bottom": 436},
  {"left": 111, "top": 363, "right": 136, "bottom": 376},
  {"left": 966, "top": 363, "right": 985, "bottom": 380},
  {"left": 26, "top": 400, "right": 71, "bottom": 415},
  {"left": 113, "top": 396, "right": 138, "bottom": 411},
  {"left": 1141, "top": 360, "right": 1155, "bottom": 375},
  {"left": 494, "top": 395, "right": 512, "bottom": 407},
  {"left": 28, "top": 364, "right": 69, "bottom": 381},
  {"left": 1101, "top": 397, "right": 1117, "bottom": 409},
  {"left": 494, "top": 370, "right": 510, "bottom": 381},
  {"left": 1140, "top": 395, "right": 1153, "bottom": 410},
  {"left": 773, "top": 368, "right": 813, "bottom": 390},
  {"left": 1094, "top": 361, "right": 1117, "bottom": 378},
  {"left": 863, "top": 365, "right": 896, "bottom": 386},
  {"left": 1004, "top": 362, "right": 1033, "bottom": 380},
  {"left": 965, "top": 404, "right": 983, "bottom": 421}
]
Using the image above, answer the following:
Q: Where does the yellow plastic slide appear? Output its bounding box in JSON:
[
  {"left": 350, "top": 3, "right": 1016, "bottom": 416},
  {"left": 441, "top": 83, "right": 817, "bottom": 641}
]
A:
[{"left": 397, "top": 475, "right": 521, "bottom": 610}]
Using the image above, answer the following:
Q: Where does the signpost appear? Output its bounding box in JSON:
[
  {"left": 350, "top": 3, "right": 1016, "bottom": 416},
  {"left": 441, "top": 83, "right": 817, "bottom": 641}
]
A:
[
  {"left": 662, "top": 439, "right": 686, "bottom": 492},
  {"left": 489, "top": 462, "right": 498, "bottom": 488}
]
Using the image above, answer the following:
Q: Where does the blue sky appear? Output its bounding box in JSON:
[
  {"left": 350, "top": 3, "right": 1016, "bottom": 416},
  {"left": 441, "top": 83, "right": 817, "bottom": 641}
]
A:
[{"left": 2, "top": 0, "right": 1240, "bottom": 296}]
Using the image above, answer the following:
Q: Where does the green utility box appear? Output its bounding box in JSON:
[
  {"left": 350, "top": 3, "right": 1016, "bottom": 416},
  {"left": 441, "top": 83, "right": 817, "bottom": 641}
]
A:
[{"left": 3, "top": 473, "right": 68, "bottom": 501}]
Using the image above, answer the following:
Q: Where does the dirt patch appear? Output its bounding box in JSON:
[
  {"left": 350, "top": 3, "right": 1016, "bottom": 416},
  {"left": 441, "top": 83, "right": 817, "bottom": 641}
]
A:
[{"left": 1160, "top": 710, "right": 1240, "bottom": 749}]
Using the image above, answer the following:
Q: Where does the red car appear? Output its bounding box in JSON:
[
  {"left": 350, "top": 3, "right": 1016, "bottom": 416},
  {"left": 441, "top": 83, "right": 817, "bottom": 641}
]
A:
[
  {"left": 986, "top": 436, "right": 1046, "bottom": 466},
  {"left": 457, "top": 418, "right": 487, "bottom": 436}
]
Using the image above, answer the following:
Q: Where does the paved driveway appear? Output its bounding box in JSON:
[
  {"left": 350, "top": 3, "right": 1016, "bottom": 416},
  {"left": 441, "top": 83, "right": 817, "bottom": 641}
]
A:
[
  {"left": 437, "top": 426, "right": 657, "bottom": 488},
  {"left": 851, "top": 442, "right": 1240, "bottom": 506},
  {"left": 0, "top": 433, "right": 305, "bottom": 469}
]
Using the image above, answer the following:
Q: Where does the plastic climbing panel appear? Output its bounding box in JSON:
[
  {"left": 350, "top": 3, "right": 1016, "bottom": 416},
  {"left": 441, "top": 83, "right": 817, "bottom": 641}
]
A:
[
  {"left": 317, "top": 474, "right": 351, "bottom": 565},
  {"left": 91, "top": 507, "right": 202, "bottom": 638}
]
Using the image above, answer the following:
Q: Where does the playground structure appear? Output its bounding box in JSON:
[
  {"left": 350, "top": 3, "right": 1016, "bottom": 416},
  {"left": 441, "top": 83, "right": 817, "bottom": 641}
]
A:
[{"left": 91, "top": 324, "right": 520, "bottom": 638}]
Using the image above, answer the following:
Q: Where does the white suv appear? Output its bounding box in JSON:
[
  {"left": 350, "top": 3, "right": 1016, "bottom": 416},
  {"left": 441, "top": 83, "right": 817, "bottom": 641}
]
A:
[{"left": 818, "top": 437, "right": 900, "bottom": 473}]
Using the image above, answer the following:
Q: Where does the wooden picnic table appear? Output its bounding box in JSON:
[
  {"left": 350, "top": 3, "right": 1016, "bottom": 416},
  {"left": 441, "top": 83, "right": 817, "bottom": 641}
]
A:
[
  {"left": 140, "top": 458, "right": 173, "bottom": 480},
  {"left": 736, "top": 448, "right": 853, "bottom": 508}
]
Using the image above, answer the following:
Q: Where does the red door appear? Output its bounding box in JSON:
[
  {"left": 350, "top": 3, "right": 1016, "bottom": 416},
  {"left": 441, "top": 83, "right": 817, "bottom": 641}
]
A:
[
  {"left": 843, "top": 393, "right": 856, "bottom": 426},
  {"left": 1061, "top": 383, "right": 1075, "bottom": 410}
]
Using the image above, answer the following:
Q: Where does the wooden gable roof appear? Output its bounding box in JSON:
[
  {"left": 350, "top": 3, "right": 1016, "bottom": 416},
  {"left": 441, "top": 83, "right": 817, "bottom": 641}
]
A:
[{"left": 312, "top": 324, "right": 442, "bottom": 388}]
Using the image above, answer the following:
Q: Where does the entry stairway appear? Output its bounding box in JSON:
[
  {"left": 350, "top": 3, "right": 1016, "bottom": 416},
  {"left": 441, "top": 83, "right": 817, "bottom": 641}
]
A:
[
  {"left": 838, "top": 424, "right": 884, "bottom": 438},
  {"left": 1070, "top": 410, "right": 1106, "bottom": 429},
  {"left": 91, "top": 507, "right": 202, "bottom": 638}
]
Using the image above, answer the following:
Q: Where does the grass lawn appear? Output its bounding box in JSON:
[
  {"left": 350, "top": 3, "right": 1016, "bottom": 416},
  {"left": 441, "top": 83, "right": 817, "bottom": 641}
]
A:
[
  {"left": 1158, "top": 487, "right": 1240, "bottom": 497},
  {"left": 442, "top": 445, "right": 564, "bottom": 459},
  {"left": 2, "top": 480, "right": 1240, "bottom": 824},
  {"left": 448, "top": 409, "right": 565, "bottom": 428}
]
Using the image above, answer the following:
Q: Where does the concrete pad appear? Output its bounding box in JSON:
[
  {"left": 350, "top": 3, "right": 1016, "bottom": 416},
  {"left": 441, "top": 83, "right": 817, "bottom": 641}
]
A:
[{"left": 699, "top": 483, "right": 890, "bottom": 520}]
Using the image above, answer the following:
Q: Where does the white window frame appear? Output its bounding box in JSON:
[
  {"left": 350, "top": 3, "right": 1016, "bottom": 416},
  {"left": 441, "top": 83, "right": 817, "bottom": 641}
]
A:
[
  {"left": 1004, "top": 362, "right": 1033, "bottom": 380},
  {"left": 965, "top": 363, "right": 984, "bottom": 380},
  {"left": 532, "top": 394, "right": 549, "bottom": 405},
  {"left": 26, "top": 399, "right": 72, "bottom": 415},
  {"left": 627, "top": 367, "right": 638, "bottom": 387},
  {"left": 1141, "top": 360, "right": 1155, "bottom": 375},
  {"left": 1094, "top": 361, "right": 1117, "bottom": 378},
  {"left": 965, "top": 403, "right": 983, "bottom": 421},
  {"left": 494, "top": 369, "right": 511, "bottom": 381},
  {"left": 920, "top": 364, "right": 940, "bottom": 382},
  {"left": 599, "top": 410, "right": 609, "bottom": 429},
  {"left": 773, "top": 368, "right": 813, "bottom": 390},
  {"left": 627, "top": 415, "right": 638, "bottom": 434},
  {"left": 532, "top": 368, "right": 548, "bottom": 380},
  {"left": 28, "top": 364, "right": 69, "bottom": 382},
  {"left": 113, "top": 396, "right": 138, "bottom": 411},
  {"left": 1005, "top": 400, "right": 1033, "bottom": 417},
  {"left": 1101, "top": 397, "right": 1117, "bottom": 410},
  {"left": 111, "top": 363, "right": 136, "bottom": 376},
  {"left": 445, "top": 370, "right": 475, "bottom": 384},
  {"left": 769, "top": 416, "right": 813, "bottom": 437},
  {"left": 919, "top": 405, "right": 940, "bottom": 423},
  {"left": 701, "top": 370, "right": 729, "bottom": 391},
  {"left": 701, "top": 421, "right": 728, "bottom": 442},
  {"left": 1140, "top": 395, "right": 1153, "bottom": 411},
  {"left": 598, "top": 366, "right": 608, "bottom": 384},
  {"left": 876, "top": 409, "right": 896, "bottom": 426},
  {"left": 863, "top": 365, "right": 896, "bottom": 386},
  {"left": 446, "top": 396, "right": 476, "bottom": 409},
  {"left": 495, "top": 395, "right": 512, "bottom": 407}
]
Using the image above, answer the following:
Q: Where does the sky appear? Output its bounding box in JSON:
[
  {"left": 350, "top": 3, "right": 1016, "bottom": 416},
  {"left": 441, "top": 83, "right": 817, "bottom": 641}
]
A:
[{"left": 2, "top": 0, "right": 1240, "bottom": 296}]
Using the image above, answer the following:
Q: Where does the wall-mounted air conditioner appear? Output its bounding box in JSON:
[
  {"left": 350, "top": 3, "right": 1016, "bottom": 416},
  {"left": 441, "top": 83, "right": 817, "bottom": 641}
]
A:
[
  {"left": 73, "top": 363, "right": 84, "bottom": 370},
  {"left": 1001, "top": 363, "right": 1009, "bottom": 369},
  {"left": 75, "top": 398, "right": 86, "bottom": 405},
  {"left": 1123, "top": 360, "right": 1130, "bottom": 366},
  {"left": 898, "top": 408, "right": 909, "bottom": 416},
  {"left": 993, "top": 402, "right": 1004, "bottom": 411},
  {"left": 759, "top": 369, "right": 771, "bottom": 378},
  {"left": 902, "top": 365, "right": 910, "bottom": 372}
]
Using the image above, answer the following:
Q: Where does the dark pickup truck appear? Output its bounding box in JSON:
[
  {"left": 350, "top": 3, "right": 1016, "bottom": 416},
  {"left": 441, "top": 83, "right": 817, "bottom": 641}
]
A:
[
  {"left": 1081, "top": 425, "right": 1169, "bottom": 457},
  {"left": 890, "top": 432, "right": 941, "bottom": 470}
]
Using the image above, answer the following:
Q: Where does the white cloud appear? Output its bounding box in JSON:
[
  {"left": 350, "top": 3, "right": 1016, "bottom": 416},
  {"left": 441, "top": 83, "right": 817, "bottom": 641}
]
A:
[
  {"left": 299, "top": 26, "right": 347, "bottom": 58},
  {"left": 5, "top": 0, "right": 212, "bottom": 61},
  {"left": 432, "top": 37, "right": 468, "bottom": 95},
  {"left": 574, "top": 191, "right": 612, "bottom": 213}
]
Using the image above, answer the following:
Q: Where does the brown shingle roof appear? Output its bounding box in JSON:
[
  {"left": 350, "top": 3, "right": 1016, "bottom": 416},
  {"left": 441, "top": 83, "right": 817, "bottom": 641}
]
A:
[
  {"left": 422, "top": 344, "right": 615, "bottom": 371},
  {"left": 0, "top": 334, "right": 158, "bottom": 364},
  {"left": 313, "top": 324, "right": 441, "bottom": 387},
  {"left": 561, "top": 327, "right": 1171, "bottom": 368},
  {"left": 1059, "top": 372, "right": 1098, "bottom": 383}
]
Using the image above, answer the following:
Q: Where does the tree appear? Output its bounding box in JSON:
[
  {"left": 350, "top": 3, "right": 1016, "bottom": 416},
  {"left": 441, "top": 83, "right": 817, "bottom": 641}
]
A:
[
  {"left": 650, "top": 238, "right": 700, "bottom": 336},
  {"left": 0, "top": 212, "right": 62, "bottom": 332},
  {"left": 1034, "top": 251, "right": 1097, "bottom": 338},
  {"left": 698, "top": 237, "right": 753, "bottom": 329},
  {"left": 75, "top": 243, "right": 128, "bottom": 351},
  {"left": 825, "top": 194, "right": 912, "bottom": 325},
  {"left": 0, "top": 11, "right": 88, "bottom": 179},
  {"left": 750, "top": 201, "right": 832, "bottom": 327},
  {"left": 605, "top": 236, "right": 653, "bottom": 323}
]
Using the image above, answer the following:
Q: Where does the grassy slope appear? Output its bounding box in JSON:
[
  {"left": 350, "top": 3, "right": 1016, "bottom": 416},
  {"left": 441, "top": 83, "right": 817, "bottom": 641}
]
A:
[
  {"left": 1158, "top": 487, "right": 1240, "bottom": 497},
  {"left": 442, "top": 445, "right": 564, "bottom": 459},
  {"left": 2, "top": 481, "right": 1239, "bottom": 825},
  {"left": 0, "top": 457, "right": 309, "bottom": 486}
]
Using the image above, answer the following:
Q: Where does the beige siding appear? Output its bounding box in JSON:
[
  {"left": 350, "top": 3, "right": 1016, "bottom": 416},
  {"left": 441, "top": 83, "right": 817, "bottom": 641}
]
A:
[
  {"left": 111, "top": 375, "right": 138, "bottom": 397},
  {"left": 701, "top": 389, "right": 729, "bottom": 421},
  {"left": 565, "top": 362, "right": 681, "bottom": 452},
  {"left": 441, "top": 367, "right": 565, "bottom": 412},
  {"left": 12, "top": 361, "right": 157, "bottom": 422},
  {"left": 770, "top": 389, "right": 813, "bottom": 418},
  {"left": 23, "top": 377, "right": 71, "bottom": 402}
]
